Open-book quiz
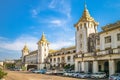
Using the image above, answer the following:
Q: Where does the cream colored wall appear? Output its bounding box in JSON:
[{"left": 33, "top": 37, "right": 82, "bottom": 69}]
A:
[
  {"left": 76, "top": 22, "right": 97, "bottom": 53},
  {"left": 100, "top": 28, "right": 120, "bottom": 50},
  {"left": 50, "top": 53, "right": 75, "bottom": 66},
  {"left": 25, "top": 54, "right": 37, "bottom": 64},
  {"left": 0, "top": 62, "right": 3, "bottom": 66}
]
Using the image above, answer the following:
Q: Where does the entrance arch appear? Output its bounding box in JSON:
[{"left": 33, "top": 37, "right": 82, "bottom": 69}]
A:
[
  {"left": 27, "top": 65, "right": 37, "bottom": 70},
  {"left": 104, "top": 61, "right": 109, "bottom": 74},
  {"left": 88, "top": 62, "right": 93, "bottom": 73},
  {"left": 116, "top": 61, "right": 120, "bottom": 73}
]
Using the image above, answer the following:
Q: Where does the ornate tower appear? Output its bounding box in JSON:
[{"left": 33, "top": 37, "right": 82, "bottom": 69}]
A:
[
  {"left": 74, "top": 4, "right": 99, "bottom": 53},
  {"left": 37, "top": 33, "right": 49, "bottom": 69},
  {"left": 22, "top": 44, "right": 29, "bottom": 63}
]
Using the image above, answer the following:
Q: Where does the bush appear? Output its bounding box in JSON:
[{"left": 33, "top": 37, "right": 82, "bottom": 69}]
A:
[
  {"left": 0, "top": 68, "right": 7, "bottom": 79},
  {"left": 22, "top": 66, "right": 26, "bottom": 71}
]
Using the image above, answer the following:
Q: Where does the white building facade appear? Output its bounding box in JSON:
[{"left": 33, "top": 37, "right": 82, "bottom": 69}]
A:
[
  {"left": 21, "top": 4, "right": 120, "bottom": 76},
  {"left": 74, "top": 5, "right": 120, "bottom": 76}
]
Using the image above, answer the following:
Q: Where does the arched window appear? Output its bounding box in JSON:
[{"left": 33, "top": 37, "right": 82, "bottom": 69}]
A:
[
  {"left": 67, "top": 56, "right": 71, "bottom": 62},
  {"left": 84, "top": 23, "right": 86, "bottom": 27},
  {"left": 77, "top": 27, "right": 79, "bottom": 31},
  {"left": 80, "top": 24, "right": 82, "bottom": 29}
]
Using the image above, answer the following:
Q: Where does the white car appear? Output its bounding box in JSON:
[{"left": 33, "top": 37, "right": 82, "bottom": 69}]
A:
[
  {"left": 63, "top": 71, "right": 74, "bottom": 77},
  {"left": 109, "top": 73, "right": 120, "bottom": 80},
  {"left": 63, "top": 72, "right": 70, "bottom": 76},
  {"left": 78, "top": 73, "right": 91, "bottom": 78},
  {"left": 91, "top": 72, "right": 106, "bottom": 78},
  {"left": 45, "top": 71, "right": 53, "bottom": 75},
  {"left": 72, "top": 72, "right": 80, "bottom": 77}
]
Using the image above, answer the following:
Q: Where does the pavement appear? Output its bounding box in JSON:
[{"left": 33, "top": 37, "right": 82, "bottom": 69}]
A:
[{"left": 4, "top": 70, "right": 108, "bottom": 80}]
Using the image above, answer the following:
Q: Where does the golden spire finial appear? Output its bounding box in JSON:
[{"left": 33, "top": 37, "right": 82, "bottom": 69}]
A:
[
  {"left": 41, "top": 32, "right": 46, "bottom": 41},
  {"left": 38, "top": 32, "right": 49, "bottom": 44},
  {"left": 84, "top": 0, "right": 87, "bottom": 9},
  {"left": 23, "top": 44, "right": 29, "bottom": 52},
  {"left": 74, "top": 1, "right": 99, "bottom": 27}
]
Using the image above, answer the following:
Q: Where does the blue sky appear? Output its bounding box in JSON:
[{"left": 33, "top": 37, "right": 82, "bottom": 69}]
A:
[{"left": 0, "top": 0, "right": 120, "bottom": 60}]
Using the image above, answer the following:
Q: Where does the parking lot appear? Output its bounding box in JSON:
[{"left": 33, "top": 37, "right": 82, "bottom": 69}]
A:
[{"left": 5, "top": 70, "right": 108, "bottom": 80}]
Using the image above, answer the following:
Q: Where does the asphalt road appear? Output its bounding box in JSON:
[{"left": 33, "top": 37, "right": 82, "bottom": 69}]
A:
[{"left": 4, "top": 71, "right": 108, "bottom": 80}]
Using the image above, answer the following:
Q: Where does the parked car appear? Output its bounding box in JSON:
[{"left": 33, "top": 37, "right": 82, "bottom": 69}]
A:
[
  {"left": 39, "top": 69, "right": 47, "bottom": 74},
  {"left": 28, "top": 68, "right": 35, "bottom": 72},
  {"left": 32, "top": 69, "right": 46, "bottom": 74},
  {"left": 72, "top": 72, "right": 80, "bottom": 77},
  {"left": 109, "top": 73, "right": 120, "bottom": 80},
  {"left": 91, "top": 72, "right": 106, "bottom": 79},
  {"left": 78, "top": 72, "right": 91, "bottom": 78},
  {"left": 32, "top": 70, "right": 40, "bottom": 73},
  {"left": 63, "top": 71, "right": 74, "bottom": 77},
  {"left": 67, "top": 72, "right": 75, "bottom": 77},
  {"left": 45, "top": 71, "right": 53, "bottom": 75}
]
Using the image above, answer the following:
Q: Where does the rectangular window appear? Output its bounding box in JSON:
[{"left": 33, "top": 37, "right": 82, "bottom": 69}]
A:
[
  {"left": 105, "top": 36, "right": 111, "bottom": 43},
  {"left": 117, "top": 33, "right": 120, "bottom": 41}
]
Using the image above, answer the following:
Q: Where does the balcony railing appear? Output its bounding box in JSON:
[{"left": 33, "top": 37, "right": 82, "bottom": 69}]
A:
[
  {"left": 75, "top": 48, "right": 120, "bottom": 58},
  {"left": 97, "top": 48, "right": 120, "bottom": 56}
]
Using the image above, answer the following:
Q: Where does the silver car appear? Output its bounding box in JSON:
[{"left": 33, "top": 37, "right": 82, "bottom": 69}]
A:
[
  {"left": 109, "top": 73, "right": 120, "bottom": 80},
  {"left": 91, "top": 72, "right": 106, "bottom": 79}
]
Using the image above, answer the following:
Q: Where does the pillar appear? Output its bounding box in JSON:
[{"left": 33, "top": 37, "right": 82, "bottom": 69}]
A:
[
  {"left": 75, "top": 61, "right": 78, "bottom": 72},
  {"left": 84, "top": 62, "right": 89, "bottom": 72},
  {"left": 81, "top": 61, "right": 85, "bottom": 72},
  {"left": 109, "top": 60, "right": 115, "bottom": 76},
  {"left": 93, "top": 61, "right": 98, "bottom": 73},
  {"left": 78, "top": 62, "right": 81, "bottom": 72}
]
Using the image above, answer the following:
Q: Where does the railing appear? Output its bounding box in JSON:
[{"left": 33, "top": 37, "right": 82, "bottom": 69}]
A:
[
  {"left": 97, "top": 48, "right": 120, "bottom": 56},
  {"left": 84, "top": 53, "right": 94, "bottom": 57},
  {"left": 75, "top": 48, "right": 120, "bottom": 58}
]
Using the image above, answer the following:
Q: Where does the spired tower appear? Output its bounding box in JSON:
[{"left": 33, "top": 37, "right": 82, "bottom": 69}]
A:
[
  {"left": 37, "top": 33, "right": 49, "bottom": 69},
  {"left": 74, "top": 4, "right": 99, "bottom": 53},
  {"left": 22, "top": 44, "right": 29, "bottom": 63}
]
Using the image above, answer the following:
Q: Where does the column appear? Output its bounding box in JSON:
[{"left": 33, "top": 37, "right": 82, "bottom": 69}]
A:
[
  {"left": 75, "top": 61, "right": 78, "bottom": 72},
  {"left": 81, "top": 61, "right": 85, "bottom": 72},
  {"left": 109, "top": 60, "right": 115, "bottom": 76},
  {"left": 93, "top": 61, "right": 98, "bottom": 73},
  {"left": 84, "top": 62, "right": 89, "bottom": 73},
  {"left": 78, "top": 62, "right": 81, "bottom": 72}
]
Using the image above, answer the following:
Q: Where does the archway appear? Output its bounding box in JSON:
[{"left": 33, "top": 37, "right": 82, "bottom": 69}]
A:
[
  {"left": 116, "top": 61, "right": 120, "bottom": 73},
  {"left": 88, "top": 62, "right": 93, "bottom": 73},
  {"left": 27, "top": 65, "right": 37, "bottom": 70},
  {"left": 104, "top": 61, "right": 109, "bottom": 75}
]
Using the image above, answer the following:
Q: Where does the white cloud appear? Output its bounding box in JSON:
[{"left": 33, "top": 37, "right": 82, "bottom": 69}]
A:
[
  {"left": 49, "top": 0, "right": 71, "bottom": 18},
  {"left": 31, "top": 9, "right": 38, "bottom": 18},
  {"left": 50, "top": 37, "right": 75, "bottom": 50},
  {"left": 31, "top": 0, "right": 71, "bottom": 18},
  {"left": 0, "top": 35, "right": 39, "bottom": 51},
  {"left": 50, "top": 20, "right": 62, "bottom": 26},
  {"left": 0, "top": 35, "right": 75, "bottom": 51}
]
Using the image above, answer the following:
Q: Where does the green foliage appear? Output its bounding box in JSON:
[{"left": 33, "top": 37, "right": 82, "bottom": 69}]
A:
[
  {"left": 22, "top": 66, "right": 26, "bottom": 71},
  {"left": 0, "top": 68, "right": 7, "bottom": 79},
  {"left": 64, "top": 64, "right": 75, "bottom": 70},
  {"left": 4, "top": 63, "right": 15, "bottom": 69},
  {"left": 70, "top": 64, "right": 75, "bottom": 70},
  {"left": 64, "top": 64, "right": 71, "bottom": 70}
]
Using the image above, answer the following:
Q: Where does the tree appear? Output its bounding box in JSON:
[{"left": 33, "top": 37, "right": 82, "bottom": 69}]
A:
[
  {"left": 0, "top": 68, "right": 7, "bottom": 79},
  {"left": 64, "top": 64, "right": 71, "bottom": 70}
]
